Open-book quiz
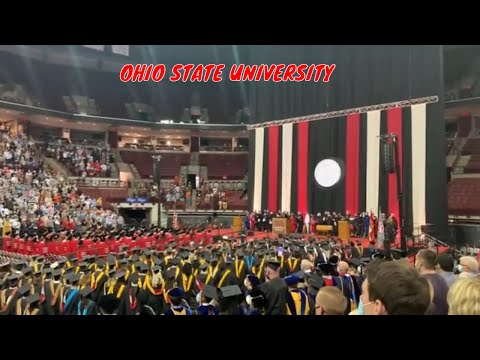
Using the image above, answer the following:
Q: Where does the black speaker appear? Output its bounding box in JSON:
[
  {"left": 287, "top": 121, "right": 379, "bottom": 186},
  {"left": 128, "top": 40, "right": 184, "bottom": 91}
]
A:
[{"left": 383, "top": 143, "right": 395, "bottom": 173}]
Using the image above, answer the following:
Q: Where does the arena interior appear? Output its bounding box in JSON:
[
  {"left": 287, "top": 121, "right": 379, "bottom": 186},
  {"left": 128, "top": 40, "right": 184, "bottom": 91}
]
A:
[{"left": 0, "top": 45, "right": 479, "bottom": 315}]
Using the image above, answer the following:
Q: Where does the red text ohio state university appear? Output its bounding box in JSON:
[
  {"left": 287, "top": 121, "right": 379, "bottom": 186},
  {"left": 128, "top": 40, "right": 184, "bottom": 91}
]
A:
[{"left": 119, "top": 64, "right": 336, "bottom": 82}]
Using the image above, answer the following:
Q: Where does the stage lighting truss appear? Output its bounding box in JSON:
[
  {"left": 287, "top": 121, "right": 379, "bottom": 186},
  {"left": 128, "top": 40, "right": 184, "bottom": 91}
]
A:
[{"left": 246, "top": 96, "right": 439, "bottom": 130}]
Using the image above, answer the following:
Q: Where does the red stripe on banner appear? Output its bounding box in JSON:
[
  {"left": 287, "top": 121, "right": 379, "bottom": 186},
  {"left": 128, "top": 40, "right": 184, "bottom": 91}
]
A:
[
  {"left": 345, "top": 114, "right": 360, "bottom": 214},
  {"left": 267, "top": 126, "right": 280, "bottom": 211},
  {"left": 387, "top": 108, "right": 403, "bottom": 241},
  {"left": 297, "top": 122, "right": 309, "bottom": 214}
]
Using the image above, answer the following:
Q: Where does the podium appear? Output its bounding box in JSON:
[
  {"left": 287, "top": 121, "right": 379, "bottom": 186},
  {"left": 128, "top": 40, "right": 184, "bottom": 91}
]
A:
[
  {"left": 232, "top": 216, "right": 242, "bottom": 232},
  {"left": 273, "top": 218, "right": 288, "bottom": 235},
  {"left": 338, "top": 220, "right": 350, "bottom": 241}
]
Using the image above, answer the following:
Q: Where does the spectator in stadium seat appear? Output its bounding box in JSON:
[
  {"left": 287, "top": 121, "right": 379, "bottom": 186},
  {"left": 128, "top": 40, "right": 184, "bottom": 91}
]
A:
[
  {"left": 447, "top": 277, "right": 480, "bottom": 315},
  {"left": 436, "top": 253, "right": 457, "bottom": 287},
  {"left": 416, "top": 249, "right": 449, "bottom": 315},
  {"left": 362, "top": 260, "right": 431, "bottom": 315}
]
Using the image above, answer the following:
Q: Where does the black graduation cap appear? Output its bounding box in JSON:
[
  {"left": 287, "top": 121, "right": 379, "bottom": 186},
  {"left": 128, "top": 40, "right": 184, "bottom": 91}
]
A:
[
  {"left": 119, "top": 258, "right": 128, "bottom": 265},
  {"left": 199, "top": 263, "right": 208, "bottom": 271},
  {"left": 80, "top": 286, "right": 95, "bottom": 298},
  {"left": 266, "top": 257, "right": 281, "bottom": 271},
  {"left": 329, "top": 255, "right": 339, "bottom": 265},
  {"left": 143, "top": 250, "right": 152, "bottom": 257},
  {"left": 224, "top": 257, "right": 234, "bottom": 265},
  {"left": 43, "top": 268, "right": 53, "bottom": 275},
  {"left": 108, "top": 269, "right": 116, "bottom": 277},
  {"left": 22, "top": 266, "right": 33, "bottom": 275},
  {"left": 307, "top": 275, "right": 324, "bottom": 295},
  {"left": 36, "top": 256, "right": 45, "bottom": 263},
  {"left": 33, "top": 270, "right": 42, "bottom": 277},
  {"left": 18, "top": 284, "right": 31, "bottom": 297},
  {"left": 131, "top": 254, "right": 140, "bottom": 263},
  {"left": 350, "top": 258, "right": 362, "bottom": 268},
  {"left": 152, "top": 265, "right": 161, "bottom": 274},
  {"left": 203, "top": 284, "right": 218, "bottom": 300},
  {"left": 68, "top": 273, "right": 81, "bottom": 284},
  {"left": 8, "top": 274, "right": 20, "bottom": 282},
  {"left": 165, "top": 268, "right": 177, "bottom": 280},
  {"left": 129, "top": 272, "right": 139, "bottom": 285},
  {"left": 169, "top": 257, "right": 181, "bottom": 266},
  {"left": 236, "top": 249, "right": 245, "bottom": 258},
  {"left": 219, "top": 285, "right": 242, "bottom": 298},
  {"left": 139, "top": 263, "right": 149, "bottom": 273},
  {"left": 96, "top": 259, "right": 106, "bottom": 268},
  {"left": 116, "top": 271, "right": 126, "bottom": 280},
  {"left": 57, "top": 259, "right": 66, "bottom": 266},
  {"left": 180, "top": 251, "right": 190, "bottom": 260},
  {"left": 52, "top": 269, "right": 62, "bottom": 278},
  {"left": 316, "top": 262, "right": 336, "bottom": 276},
  {"left": 27, "top": 293, "right": 40, "bottom": 305},
  {"left": 154, "top": 258, "right": 164, "bottom": 266}
]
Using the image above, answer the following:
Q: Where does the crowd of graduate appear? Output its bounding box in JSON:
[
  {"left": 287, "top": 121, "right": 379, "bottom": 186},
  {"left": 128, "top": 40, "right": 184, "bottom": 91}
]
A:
[{"left": 2, "top": 225, "right": 480, "bottom": 315}]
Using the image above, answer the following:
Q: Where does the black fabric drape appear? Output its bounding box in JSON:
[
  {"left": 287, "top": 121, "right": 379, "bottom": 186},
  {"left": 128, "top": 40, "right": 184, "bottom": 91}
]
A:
[
  {"left": 308, "top": 118, "right": 346, "bottom": 214},
  {"left": 247, "top": 45, "right": 442, "bottom": 123}
]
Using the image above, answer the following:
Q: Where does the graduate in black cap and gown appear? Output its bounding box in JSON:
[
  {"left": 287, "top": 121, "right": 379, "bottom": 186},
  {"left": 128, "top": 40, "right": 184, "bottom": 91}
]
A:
[
  {"left": 14, "top": 284, "right": 32, "bottom": 315},
  {"left": 180, "top": 262, "right": 198, "bottom": 309},
  {"left": 0, "top": 274, "right": 21, "bottom": 315},
  {"left": 259, "top": 258, "right": 287, "bottom": 315},
  {"left": 245, "top": 287, "right": 266, "bottom": 315},
  {"left": 119, "top": 273, "right": 141, "bottom": 315},
  {"left": 218, "top": 285, "right": 244, "bottom": 315},
  {"left": 24, "top": 294, "right": 44, "bottom": 315},
  {"left": 44, "top": 269, "right": 64, "bottom": 315},
  {"left": 140, "top": 266, "right": 166, "bottom": 315},
  {"left": 62, "top": 273, "right": 82, "bottom": 315},
  {"left": 77, "top": 286, "right": 98, "bottom": 315}
]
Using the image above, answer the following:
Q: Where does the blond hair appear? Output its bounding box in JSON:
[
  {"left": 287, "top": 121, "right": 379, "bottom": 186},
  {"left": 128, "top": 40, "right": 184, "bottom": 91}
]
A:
[
  {"left": 460, "top": 256, "right": 479, "bottom": 273},
  {"left": 447, "top": 277, "right": 480, "bottom": 315}
]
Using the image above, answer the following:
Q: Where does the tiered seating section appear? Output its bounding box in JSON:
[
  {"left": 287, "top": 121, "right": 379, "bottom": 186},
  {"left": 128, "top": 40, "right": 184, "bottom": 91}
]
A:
[
  {"left": 199, "top": 154, "right": 248, "bottom": 180},
  {"left": 223, "top": 190, "right": 248, "bottom": 210},
  {"left": 120, "top": 151, "right": 190, "bottom": 178},
  {"left": 78, "top": 187, "right": 129, "bottom": 204},
  {"left": 448, "top": 178, "right": 480, "bottom": 216}
]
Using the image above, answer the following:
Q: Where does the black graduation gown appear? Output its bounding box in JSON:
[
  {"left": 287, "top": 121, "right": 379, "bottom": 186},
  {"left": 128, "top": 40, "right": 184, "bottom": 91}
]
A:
[
  {"left": 0, "top": 287, "right": 21, "bottom": 315},
  {"left": 119, "top": 286, "right": 141, "bottom": 315},
  {"left": 180, "top": 273, "right": 198, "bottom": 308},
  {"left": 233, "top": 259, "right": 247, "bottom": 284},
  {"left": 92, "top": 271, "right": 108, "bottom": 302},
  {"left": 43, "top": 281, "right": 64, "bottom": 315},
  {"left": 62, "top": 287, "right": 82, "bottom": 315},
  {"left": 260, "top": 277, "right": 288, "bottom": 315},
  {"left": 285, "top": 257, "right": 301, "bottom": 275},
  {"left": 214, "top": 269, "right": 240, "bottom": 288},
  {"left": 138, "top": 288, "right": 166, "bottom": 315},
  {"left": 75, "top": 299, "right": 98, "bottom": 315}
]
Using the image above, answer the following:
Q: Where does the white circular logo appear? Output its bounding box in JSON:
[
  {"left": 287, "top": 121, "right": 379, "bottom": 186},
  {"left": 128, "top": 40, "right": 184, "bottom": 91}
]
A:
[{"left": 314, "top": 158, "right": 342, "bottom": 188}]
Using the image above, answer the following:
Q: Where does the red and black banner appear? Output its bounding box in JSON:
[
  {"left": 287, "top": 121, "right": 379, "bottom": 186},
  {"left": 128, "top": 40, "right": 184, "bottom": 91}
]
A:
[{"left": 250, "top": 104, "right": 441, "bottom": 235}]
